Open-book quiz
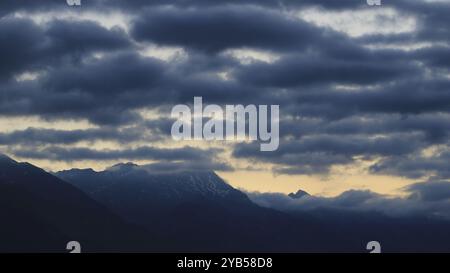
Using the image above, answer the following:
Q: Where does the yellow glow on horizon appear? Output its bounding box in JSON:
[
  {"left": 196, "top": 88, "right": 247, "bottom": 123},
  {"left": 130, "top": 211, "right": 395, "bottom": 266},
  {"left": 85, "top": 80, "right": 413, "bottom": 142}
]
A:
[
  {"left": 218, "top": 170, "right": 414, "bottom": 197},
  {"left": 0, "top": 115, "right": 420, "bottom": 198}
]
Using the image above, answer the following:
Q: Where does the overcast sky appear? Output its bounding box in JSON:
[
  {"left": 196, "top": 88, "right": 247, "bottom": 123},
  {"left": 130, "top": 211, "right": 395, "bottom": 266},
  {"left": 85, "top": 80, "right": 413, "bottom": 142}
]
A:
[{"left": 1, "top": 0, "right": 450, "bottom": 196}]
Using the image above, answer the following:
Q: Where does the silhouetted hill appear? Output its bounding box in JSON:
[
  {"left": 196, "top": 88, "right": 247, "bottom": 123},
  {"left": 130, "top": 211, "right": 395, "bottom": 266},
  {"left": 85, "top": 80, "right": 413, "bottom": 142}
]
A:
[
  {"left": 57, "top": 164, "right": 254, "bottom": 225},
  {"left": 0, "top": 155, "right": 147, "bottom": 252},
  {"left": 57, "top": 164, "right": 332, "bottom": 252},
  {"left": 2, "top": 156, "right": 450, "bottom": 252},
  {"left": 57, "top": 163, "right": 450, "bottom": 252},
  {"left": 288, "top": 189, "right": 310, "bottom": 199}
]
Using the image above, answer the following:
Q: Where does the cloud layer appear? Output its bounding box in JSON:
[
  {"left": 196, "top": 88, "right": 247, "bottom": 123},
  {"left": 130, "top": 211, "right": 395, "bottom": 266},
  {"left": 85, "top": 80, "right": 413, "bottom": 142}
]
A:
[
  {"left": 248, "top": 180, "right": 450, "bottom": 220},
  {"left": 0, "top": 0, "right": 449, "bottom": 183}
]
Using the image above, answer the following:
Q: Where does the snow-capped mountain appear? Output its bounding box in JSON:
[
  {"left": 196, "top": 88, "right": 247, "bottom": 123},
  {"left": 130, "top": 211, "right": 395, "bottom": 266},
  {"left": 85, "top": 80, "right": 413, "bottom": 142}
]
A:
[
  {"left": 56, "top": 163, "right": 255, "bottom": 228},
  {"left": 3, "top": 156, "right": 450, "bottom": 252},
  {"left": 288, "top": 189, "right": 310, "bottom": 199}
]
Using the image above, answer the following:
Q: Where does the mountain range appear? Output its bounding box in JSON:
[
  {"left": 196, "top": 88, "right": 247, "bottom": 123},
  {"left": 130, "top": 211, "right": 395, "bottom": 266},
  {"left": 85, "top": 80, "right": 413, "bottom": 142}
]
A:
[
  {"left": 0, "top": 154, "right": 148, "bottom": 252},
  {"left": 1, "top": 154, "right": 450, "bottom": 252}
]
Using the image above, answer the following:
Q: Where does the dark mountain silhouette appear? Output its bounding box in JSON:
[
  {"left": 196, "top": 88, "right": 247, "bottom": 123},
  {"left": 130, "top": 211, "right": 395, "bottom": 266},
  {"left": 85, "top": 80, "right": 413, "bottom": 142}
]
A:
[
  {"left": 2, "top": 155, "right": 450, "bottom": 252},
  {"left": 0, "top": 155, "right": 148, "bottom": 252},
  {"left": 57, "top": 163, "right": 321, "bottom": 252},
  {"left": 288, "top": 189, "right": 310, "bottom": 199},
  {"left": 57, "top": 163, "right": 450, "bottom": 252},
  {"left": 57, "top": 163, "right": 254, "bottom": 225}
]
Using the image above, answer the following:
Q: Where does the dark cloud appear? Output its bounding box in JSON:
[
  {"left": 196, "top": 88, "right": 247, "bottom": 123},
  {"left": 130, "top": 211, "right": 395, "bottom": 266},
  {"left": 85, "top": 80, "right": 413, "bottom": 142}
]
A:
[
  {"left": 0, "top": 52, "right": 170, "bottom": 125},
  {"left": 0, "top": 18, "right": 43, "bottom": 80},
  {"left": 0, "top": 0, "right": 367, "bottom": 18},
  {"left": 414, "top": 46, "right": 450, "bottom": 69},
  {"left": 233, "top": 133, "right": 426, "bottom": 175},
  {"left": 137, "top": 160, "right": 233, "bottom": 173},
  {"left": 44, "top": 19, "right": 131, "bottom": 57},
  {"left": 0, "top": 17, "right": 130, "bottom": 81},
  {"left": 104, "top": 0, "right": 366, "bottom": 10},
  {"left": 0, "top": 49, "right": 262, "bottom": 125},
  {"left": 0, "top": 0, "right": 450, "bottom": 178},
  {"left": 42, "top": 52, "right": 165, "bottom": 96},
  {"left": 280, "top": 113, "right": 450, "bottom": 147},
  {"left": 407, "top": 181, "right": 450, "bottom": 202},
  {"left": 279, "top": 78, "right": 450, "bottom": 123},
  {"left": 247, "top": 180, "right": 450, "bottom": 219},
  {"left": 235, "top": 52, "right": 418, "bottom": 87},
  {"left": 370, "top": 151, "right": 450, "bottom": 180},
  {"left": 11, "top": 145, "right": 225, "bottom": 163},
  {"left": 0, "top": 0, "right": 66, "bottom": 18},
  {"left": 131, "top": 6, "right": 338, "bottom": 53},
  {"left": 0, "top": 127, "right": 149, "bottom": 145}
]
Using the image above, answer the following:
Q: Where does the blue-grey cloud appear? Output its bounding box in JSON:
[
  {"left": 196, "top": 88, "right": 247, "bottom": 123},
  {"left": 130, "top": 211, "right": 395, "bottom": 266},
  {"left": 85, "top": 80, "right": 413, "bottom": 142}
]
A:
[
  {"left": 0, "top": 0, "right": 450, "bottom": 178},
  {"left": 247, "top": 180, "right": 450, "bottom": 219},
  {"left": 10, "top": 145, "right": 224, "bottom": 162}
]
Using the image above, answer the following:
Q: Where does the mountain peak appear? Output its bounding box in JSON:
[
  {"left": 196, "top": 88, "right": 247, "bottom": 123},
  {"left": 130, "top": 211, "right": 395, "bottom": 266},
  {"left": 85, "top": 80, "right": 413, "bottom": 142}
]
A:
[
  {"left": 106, "top": 162, "right": 139, "bottom": 172},
  {"left": 0, "top": 153, "right": 17, "bottom": 164},
  {"left": 56, "top": 167, "right": 97, "bottom": 176},
  {"left": 288, "top": 189, "right": 310, "bottom": 199}
]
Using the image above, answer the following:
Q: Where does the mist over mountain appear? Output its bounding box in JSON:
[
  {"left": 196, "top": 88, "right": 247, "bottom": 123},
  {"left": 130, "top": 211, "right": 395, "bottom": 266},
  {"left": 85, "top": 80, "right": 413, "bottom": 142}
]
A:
[
  {"left": 1, "top": 155, "right": 450, "bottom": 252},
  {"left": 56, "top": 163, "right": 318, "bottom": 252},
  {"left": 57, "top": 161, "right": 450, "bottom": 252}
]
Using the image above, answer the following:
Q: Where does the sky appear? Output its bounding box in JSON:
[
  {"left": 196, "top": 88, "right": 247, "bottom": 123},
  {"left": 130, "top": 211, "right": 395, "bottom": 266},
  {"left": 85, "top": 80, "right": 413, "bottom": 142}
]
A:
[{"left": 1, "top": 0, "right": 450, "bottom": 197}]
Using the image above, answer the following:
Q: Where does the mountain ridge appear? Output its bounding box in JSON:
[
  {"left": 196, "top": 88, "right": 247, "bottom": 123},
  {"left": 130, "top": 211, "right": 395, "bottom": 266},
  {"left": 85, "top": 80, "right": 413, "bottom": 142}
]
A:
[
  {"left": 0, "top": 154, "right": 149, "bottom": 252},
  {"left": 3, "top": 154, "right": 450, "bottom": 252}
]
